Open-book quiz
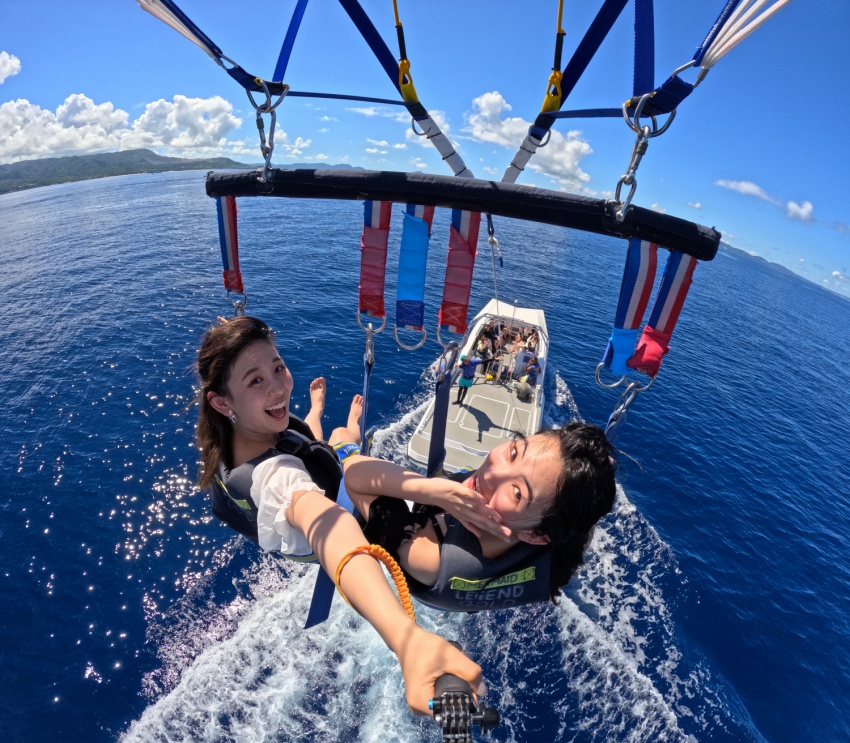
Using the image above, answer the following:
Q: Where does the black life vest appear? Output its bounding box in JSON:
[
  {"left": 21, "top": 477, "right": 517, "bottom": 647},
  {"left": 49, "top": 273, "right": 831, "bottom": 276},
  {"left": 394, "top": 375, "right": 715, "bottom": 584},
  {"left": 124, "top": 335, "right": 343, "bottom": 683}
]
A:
[
  {"left": 409, "top": 470, "right": 553, "bottom": 611},
  {"left": 210, "top": 415, "right": 342, "bottom": 544},
  {"left": 413, "top": 512, "right": 552, "bottom": 612}
]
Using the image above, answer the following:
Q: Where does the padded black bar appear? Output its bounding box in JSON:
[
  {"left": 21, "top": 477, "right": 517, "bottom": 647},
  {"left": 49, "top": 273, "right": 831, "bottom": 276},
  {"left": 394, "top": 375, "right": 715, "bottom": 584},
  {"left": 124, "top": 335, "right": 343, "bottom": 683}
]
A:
[{"left": 205, "top": 169, "right": 720, "bottom": 261}]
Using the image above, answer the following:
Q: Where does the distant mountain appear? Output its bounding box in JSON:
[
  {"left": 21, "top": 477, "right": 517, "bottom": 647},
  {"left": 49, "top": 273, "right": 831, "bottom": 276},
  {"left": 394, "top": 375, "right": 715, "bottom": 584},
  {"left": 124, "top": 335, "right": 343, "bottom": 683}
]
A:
[
  {"left": 0, "top": 150, "right": 361, "bottom": 195},
  {"left": 720, "top": 242, "right": 799, "bottom": 278}
]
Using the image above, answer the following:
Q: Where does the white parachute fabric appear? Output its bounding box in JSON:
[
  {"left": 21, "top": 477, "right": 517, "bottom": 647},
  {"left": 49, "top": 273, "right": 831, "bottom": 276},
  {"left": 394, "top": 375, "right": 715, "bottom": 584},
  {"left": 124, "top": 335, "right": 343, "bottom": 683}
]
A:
[
  {"left": 700, "top": 0, "right": 793, "bottom": 69},
  {"left": 136, "top": 0, "right": 220, "bottom": 60}
]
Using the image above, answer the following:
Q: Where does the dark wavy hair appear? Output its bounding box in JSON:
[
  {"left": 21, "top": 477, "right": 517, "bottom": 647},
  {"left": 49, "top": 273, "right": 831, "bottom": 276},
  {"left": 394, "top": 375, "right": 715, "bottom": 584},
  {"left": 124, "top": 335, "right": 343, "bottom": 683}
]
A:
[
  {"left": 534, "top": 422, "right": 617, "bottom": 602},
  {"left": 195, "top": 316, "right": 275, "bottom": 489}
]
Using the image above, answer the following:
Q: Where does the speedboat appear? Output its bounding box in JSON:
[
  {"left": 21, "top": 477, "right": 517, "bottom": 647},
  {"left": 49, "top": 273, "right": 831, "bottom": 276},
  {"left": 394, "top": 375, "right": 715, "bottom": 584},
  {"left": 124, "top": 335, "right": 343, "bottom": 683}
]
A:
[{"left": 407, "top": 299, "right": 548, "bottom": 473}]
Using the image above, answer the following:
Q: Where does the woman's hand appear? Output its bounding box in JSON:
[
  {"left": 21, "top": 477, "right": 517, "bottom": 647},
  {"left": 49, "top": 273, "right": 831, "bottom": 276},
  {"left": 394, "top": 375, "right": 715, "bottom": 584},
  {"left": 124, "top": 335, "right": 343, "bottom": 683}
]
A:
[
  {"left": 422, "top": 479, "right": 511, "bottom": 541},
  {"left": 396, "top": 626, "right": 486, "bottom": 716}
]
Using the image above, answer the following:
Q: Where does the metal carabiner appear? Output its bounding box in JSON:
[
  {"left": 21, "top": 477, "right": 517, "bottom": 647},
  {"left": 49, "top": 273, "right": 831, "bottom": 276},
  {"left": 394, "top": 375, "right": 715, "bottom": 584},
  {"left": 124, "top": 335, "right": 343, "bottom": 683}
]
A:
[
  {"left": 227, "top": 290, "right": 248, "bottom": 317},
  {"left": 434, "top": 342, "right": 460, "bottom": 383},
  {"left": 356, "top": 311, "right": 387, "bottom": 335},
  {"left": 246, "top": 80, "right": 288, "bottom": 183}
]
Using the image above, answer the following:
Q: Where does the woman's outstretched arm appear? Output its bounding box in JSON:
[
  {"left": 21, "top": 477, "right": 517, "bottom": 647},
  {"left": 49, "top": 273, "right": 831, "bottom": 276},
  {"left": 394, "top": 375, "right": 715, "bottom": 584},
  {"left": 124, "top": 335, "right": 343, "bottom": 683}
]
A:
[
  {"left": 342, "top": 455, "right": 511, "bottom": 541},
  {"left": 286, "top": 488, "right": 485, "bottom": 714}
]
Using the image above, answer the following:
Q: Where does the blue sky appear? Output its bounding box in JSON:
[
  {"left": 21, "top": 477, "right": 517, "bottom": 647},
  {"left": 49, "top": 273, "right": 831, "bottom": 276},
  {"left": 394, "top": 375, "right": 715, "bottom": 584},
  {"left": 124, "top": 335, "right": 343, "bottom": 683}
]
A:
[{"left": 3, "top": 0, "right": 849, "bottom": 297}]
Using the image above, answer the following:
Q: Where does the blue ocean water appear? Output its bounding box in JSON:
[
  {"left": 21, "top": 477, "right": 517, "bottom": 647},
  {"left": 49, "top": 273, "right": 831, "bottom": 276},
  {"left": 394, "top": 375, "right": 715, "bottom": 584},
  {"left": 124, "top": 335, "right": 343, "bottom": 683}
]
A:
[{"left": 1, "top": 171, "right": 848, "bottom": 742}]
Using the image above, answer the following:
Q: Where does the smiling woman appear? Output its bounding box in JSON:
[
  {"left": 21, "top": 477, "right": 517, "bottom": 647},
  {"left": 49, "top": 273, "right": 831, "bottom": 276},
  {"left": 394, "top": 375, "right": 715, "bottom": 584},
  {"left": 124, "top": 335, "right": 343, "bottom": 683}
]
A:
[
  {"left": 342, "top": 422, "right": 618, "bottom": 612},
  {"left": 193, "top": 315, "right": 486, "bottom": 715}
]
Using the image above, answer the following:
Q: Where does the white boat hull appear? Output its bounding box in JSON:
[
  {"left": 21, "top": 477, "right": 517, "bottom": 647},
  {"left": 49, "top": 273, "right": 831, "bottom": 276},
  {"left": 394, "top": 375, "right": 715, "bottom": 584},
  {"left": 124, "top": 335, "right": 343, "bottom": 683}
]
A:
[{"left": 407, "top": 299, "right": 548, "bottom": 473}]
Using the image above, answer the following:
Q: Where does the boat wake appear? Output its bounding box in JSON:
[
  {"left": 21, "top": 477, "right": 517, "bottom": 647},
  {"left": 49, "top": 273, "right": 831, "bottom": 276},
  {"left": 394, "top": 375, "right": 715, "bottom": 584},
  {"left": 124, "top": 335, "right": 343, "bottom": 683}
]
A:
[{"left": 123, "top": 371, "right": 739, "bottom": 742}]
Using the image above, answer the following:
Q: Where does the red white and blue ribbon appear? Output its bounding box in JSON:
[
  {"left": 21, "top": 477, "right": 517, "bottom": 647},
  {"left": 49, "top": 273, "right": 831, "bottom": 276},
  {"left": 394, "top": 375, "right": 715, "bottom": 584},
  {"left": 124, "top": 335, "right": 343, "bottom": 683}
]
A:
[
  {"left": 628, "top": 250, "right": 697, "bottom": 377},
  {"left": 439, "top": 209, "right": 480, "bottom": 334},
  {"left": 602, "top": 238, "right": 659, "bottom": 375},
  {"left": 215, "top": 195, "right": 243, "bottom": 293},
  {"left": 359, "top": 200, "right": 392, "bottom": 318}
]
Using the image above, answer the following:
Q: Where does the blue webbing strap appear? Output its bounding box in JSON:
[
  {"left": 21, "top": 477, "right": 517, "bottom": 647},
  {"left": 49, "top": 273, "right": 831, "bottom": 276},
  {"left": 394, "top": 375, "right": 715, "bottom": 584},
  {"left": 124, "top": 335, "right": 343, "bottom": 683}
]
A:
[
  {"left": 633, "top": 0, "right": 655, "bottom": 97},
  {"left": 396, "top": 207, "right": 431, "bottom": 331},
  {"left": 336, "top": 0, "right": 402, "bottom": 93},
  {"left": 156, "top": 0, "right": 225, "bottom": 58},
  {"left": 547, "top": 108, "right": 622, "bottom": 119},
  {"left": 529, "top": 0, "right": 629, "bottom": 137},
  {"left": 303, "top": 479, "right": 357, "bottom": 629},
  {"left": 559, "top": 0, "right": 630, "bottom": 104},
  {"left": 426, "top": 345, "right": 460, "bottom": 478},
  {"left": 360, "top": 349, "right": 374, "bottom": 445},
  {"left": 273, "top": 0, "right": 311, "bottom": 83},
  {"left": 286, "top": 91, "right": 406, "bottom": 106},
  {"left": 693, "top": 0, "right": 743, "bottom": 66}
]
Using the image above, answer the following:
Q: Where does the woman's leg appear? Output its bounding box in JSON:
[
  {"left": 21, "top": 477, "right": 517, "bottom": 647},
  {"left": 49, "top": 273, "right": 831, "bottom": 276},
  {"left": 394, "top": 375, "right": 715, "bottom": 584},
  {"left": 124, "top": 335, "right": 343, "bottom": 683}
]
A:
[
  {"left": 304, "top": 377, "right": 327, "bottom": 441},
  {"left": 328, "top": 394, "right": 363, "bottom": 447}
]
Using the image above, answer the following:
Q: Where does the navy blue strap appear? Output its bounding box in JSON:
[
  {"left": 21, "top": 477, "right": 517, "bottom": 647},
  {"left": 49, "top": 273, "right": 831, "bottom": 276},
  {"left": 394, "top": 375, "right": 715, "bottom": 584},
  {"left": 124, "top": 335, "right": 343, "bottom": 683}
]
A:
[
  {"left": 156, "top": 0, "right": 225, "bottom": 59},
  {"left": 286, "top": 90, "right": 405, "bottom": 106},
  {"left": 303, "top": 478, "right": 357, "bottom": 629},
  {"left": 336, "top": 0, "right": 401, "bottom": 93},
  {"left": 547, "top": 108, "right": 622, "bottom": 119},
  {"left": 559, "top": 0, "right": 629, "bottom": 103},
  {"left": 693, "top": 0, "right": 742, "bottom": 66},
  {"left": 426, "top": 347, "right": 459, "bottom": 478},
  {"left": 633, "top": 0, "right": 655, "bottom": 97},
  {"left": 273, "top": 0, "right": 311, "bottom": 83}
]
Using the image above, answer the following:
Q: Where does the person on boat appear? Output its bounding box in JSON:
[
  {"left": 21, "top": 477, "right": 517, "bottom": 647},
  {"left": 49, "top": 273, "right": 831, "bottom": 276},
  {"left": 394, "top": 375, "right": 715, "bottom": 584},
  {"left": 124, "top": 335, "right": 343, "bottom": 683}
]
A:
[
  {"left": 454, "top": 354, "right": 483, "bottom": 405},
  {"left": 342, "top": 422, "right": 617, "bottom": 612},
  {"left": 195, "top": 316, "right": 484, "bottom": 714},
  {"left": 475, "top": 334, "right": 493, "bottom": 375},
  {"left": 513, "top": 355, "right": 541, "bottom": 385}
]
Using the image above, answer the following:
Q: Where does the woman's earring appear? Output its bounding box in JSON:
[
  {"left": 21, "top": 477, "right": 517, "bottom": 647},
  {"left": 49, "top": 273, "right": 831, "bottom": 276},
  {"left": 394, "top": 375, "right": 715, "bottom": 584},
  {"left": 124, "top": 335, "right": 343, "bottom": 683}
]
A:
[{"left": 228, "top": 410, "right": 238, "bottom": 424}]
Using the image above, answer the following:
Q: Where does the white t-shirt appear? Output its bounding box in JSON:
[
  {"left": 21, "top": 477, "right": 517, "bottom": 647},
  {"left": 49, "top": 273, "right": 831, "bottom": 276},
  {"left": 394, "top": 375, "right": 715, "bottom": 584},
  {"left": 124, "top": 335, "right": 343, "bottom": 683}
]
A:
[{"left": 251, "top": 453, "right": 324, "bottom": 555}]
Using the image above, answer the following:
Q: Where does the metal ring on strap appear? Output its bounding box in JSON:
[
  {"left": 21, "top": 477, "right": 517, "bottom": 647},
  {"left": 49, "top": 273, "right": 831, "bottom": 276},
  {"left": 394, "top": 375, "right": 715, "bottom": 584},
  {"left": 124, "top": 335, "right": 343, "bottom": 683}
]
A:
[
  {"left": 595, "top": 362, "right": 626, "bottom": 389},
  {"left": 411, "top": 117, "right": 433, "bottom": 137},
  {"left": 228, "top": 290, "right": 248, "bottom": 317},
  {"left": 394, "top": 326, "right": 427, "bottom": 351},
  {"left": 356, "top": 311, "right": 387, "bottom": 334}
]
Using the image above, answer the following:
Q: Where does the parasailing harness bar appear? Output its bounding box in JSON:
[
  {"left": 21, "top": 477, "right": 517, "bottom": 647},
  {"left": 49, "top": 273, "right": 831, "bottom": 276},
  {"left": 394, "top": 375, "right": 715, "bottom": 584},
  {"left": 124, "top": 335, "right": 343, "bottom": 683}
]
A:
[{"left": 205, "top": 169, "right": 720, "bottom": 261}]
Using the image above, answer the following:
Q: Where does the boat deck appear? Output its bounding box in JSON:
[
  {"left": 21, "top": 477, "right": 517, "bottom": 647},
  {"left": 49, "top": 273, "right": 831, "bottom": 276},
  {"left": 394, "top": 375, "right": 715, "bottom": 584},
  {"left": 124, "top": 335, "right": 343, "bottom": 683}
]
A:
[{"left": 407, "top": 368, "right": 537, "bottom": 472}]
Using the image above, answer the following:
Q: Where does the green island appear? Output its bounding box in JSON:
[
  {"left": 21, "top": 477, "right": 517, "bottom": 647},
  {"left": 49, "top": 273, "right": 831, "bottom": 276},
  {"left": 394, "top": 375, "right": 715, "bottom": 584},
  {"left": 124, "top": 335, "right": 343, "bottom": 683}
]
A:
[{"left": 0, "top": 149, "right": 358, "bottom": 195}]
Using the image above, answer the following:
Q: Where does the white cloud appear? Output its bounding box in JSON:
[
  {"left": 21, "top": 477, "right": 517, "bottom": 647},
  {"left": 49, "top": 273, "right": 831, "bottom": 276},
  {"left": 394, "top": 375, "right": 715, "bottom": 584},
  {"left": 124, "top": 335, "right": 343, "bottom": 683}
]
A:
[
  {"left": 831, "top": 270, "right": 848, "bottom": 282},
  {"left": 0, "top": 52, "right": 21, "bottom": 83},
  {"left": 124, "top": 95, "right": 241, "bottom": 150},
  {"left": 367, "top": 138, "right": 389, "bottom": 147},
  {"left": 687, "top": 202, "right": 703, "bottom": 209},
  {"left": 799, "top": 257, "right": 805, "bottom": 262},
  {"left": 0, "top": 95, "right": 129, "bottom": 163},
  {"left": 347, "top": 106, "right": 382, "bottom": 117},
  {"left": 714, "top": 179, "right": 777, "bottom": 203},
  {"left": 410, "top": 157, "right": 428, "bottom": 170},
  {"left": 786, "top": 200, "right": 813, "bottom": 222},
  {"left": 319, "top": 115, "right": 337, "bottom": 122},
  {"left": 365, "top": 147, "right": 387, "bottom": 154},
  {"left": 650, "top": 203, "right": 666, "bottom": 214},
  {"left": 0, "top": 94, "right": 244, "bottom": 164},
  {"left": 465, "top": 91, "right": 591, "bottom": 190},
  {"left": 392, "top": 143, "right": 407, "bottom": 150}
]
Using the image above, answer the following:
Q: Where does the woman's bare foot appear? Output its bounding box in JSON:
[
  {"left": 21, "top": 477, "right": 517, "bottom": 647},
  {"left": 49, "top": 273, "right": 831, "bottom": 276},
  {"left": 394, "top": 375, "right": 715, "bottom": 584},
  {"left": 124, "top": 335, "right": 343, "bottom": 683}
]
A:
[
  {"left": 304, "top": 377, "right": 327, "bottom": 441},
  {"left": 347, "top": 394, "right": 363, "bottom": 431},
  {"left": 309, "top": 377, "right": 327, "bottom": 415}
]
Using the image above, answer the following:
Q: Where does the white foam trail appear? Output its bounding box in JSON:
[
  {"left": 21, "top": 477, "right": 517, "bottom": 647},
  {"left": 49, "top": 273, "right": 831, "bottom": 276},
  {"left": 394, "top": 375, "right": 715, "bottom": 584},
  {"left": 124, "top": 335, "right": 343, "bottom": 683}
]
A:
[
  {"left": 126, "top": 376, "right": 730, "bottom": 741},
  {"left": 543, "top": 369, "right": 582, "bottom": 428}
]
